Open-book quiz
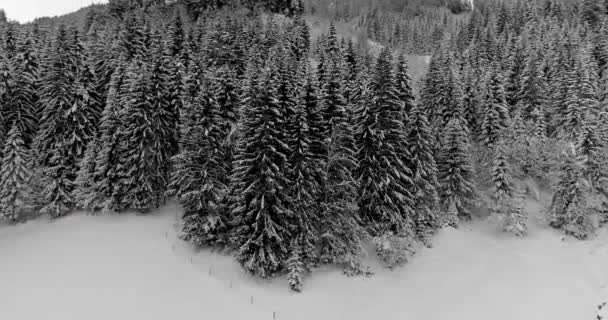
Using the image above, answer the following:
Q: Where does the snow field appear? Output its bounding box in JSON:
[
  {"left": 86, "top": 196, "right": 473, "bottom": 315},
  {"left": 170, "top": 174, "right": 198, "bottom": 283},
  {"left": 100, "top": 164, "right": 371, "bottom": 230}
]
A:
[{"left": 1, "top": 199, "right": 608, "bottom": 320}]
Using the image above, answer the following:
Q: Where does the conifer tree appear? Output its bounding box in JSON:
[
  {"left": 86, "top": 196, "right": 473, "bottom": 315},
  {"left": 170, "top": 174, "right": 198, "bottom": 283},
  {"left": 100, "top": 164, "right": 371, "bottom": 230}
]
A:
[
  {"left": 168, "top": 77, "right": 228, "bottom": 246},
  {"left": 343, "top": 39, "right": 362, "bottom": 111},
  {"left": 228, "top": 57, "right": 293, "bottom": 278},
  {"left": 35, "top": 26, "right": 99, "bottom": 217},
  {"left": 113, "top": 60, "right": 167, "bottom": 211},
  {"left": 406, "top": 105, "right": 440, "bottom": 242},
  {"left": 356, "top": 47, "right": 415, "bottom": 236},
  {"left": 420, "top": 52, "right": 443, "bottom": 120},
  {"left": 548, "top": 147, "right": 598, "bottom": 239},
  {"left": 439, "top": 55, "right": 466, "bottom": 128},
  {"left": 315, "top": 61, "right": 365, "bottom": 274},
  {"left": 325, "top": 23, "right": 341, "bottom": 62},
  {"left": 531, "top": 105, "right": 547, "bottom": 141},
  {"left": 481, "top": 69, "right": 509, "bottom": 150},
  {"left": 518, "top": 50, "right": 547, "bottom": 120},
  {"left": 167, "top": 13, "right": 186, "bottom": 60},
  {"left": 461, "top": 66, "right": 481, "bottom": 136},
  {"left": 504, "top": 194, "right": 527, "bottom": 237},
  {"left": 557, "top": 57, "right": 594, "bottom": 139},
  {"left": 6, "top": 33, "right": 39, "bottom": 145},
  {"left": 73, "top": 137, "right": 101, "bottom": 210},
  {"left": 505, "top": 37, "right": 526, "bottom": 110},
  {"left": 284, "top": 64, "right": 328, "bottom": 289},
  {"left": 0, "top": 52, "right": 14, "bottom": 154},
  {"left": 599, "top": 107, "right": 608, "bottom": 144},
  {"left": 395, "top": 54, "right": 415, "bottom": 119},
  {"left": 577, "top": 122, "right": 605, "bottom": 190},
  {"left": 161, "top": 54, "right": 183, "bottom": 157},
  {"left": 438, "top": 118, "right": 476, "bottom": 222},
  {"left": 90, "top": 64, "right": 128, "bottom": 212},
  {"left": 491, "top": 140, "right": 515, "bottom": 210},
  {"left": 0, "top": 126, "right": 33, "bottom": 222},
  {"left": 320, "top": 58, "right": 347, "bottom": 139}
]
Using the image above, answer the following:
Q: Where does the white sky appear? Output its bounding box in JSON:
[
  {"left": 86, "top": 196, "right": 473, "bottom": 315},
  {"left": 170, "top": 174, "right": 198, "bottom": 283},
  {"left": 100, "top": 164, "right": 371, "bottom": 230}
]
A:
[{"left": 0, "top": 0, "right": 108, "bottom": 23}]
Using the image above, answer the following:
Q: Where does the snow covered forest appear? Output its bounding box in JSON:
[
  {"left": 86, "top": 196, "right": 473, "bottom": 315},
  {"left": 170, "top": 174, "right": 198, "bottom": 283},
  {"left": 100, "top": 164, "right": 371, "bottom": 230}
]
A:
[{"left": 0, "top": 0, "right": 608, "bottom": 297}]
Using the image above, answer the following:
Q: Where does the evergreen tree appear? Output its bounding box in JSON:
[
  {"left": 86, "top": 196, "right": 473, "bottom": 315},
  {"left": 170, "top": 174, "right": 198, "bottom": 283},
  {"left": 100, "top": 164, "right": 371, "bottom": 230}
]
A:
[
  {"left": 113, "top": 60, "right": 167, "bottom": 211},
  {"left": 438, "top": 118, "right": 476, "bottom": 222},
  {"left": 0, "top": 126, "right": 33, "bottom": 222},
  {"left": 5, "top": 33, "right": 39, "bottom": 145},
  {"left": 505, "top": 37, "right": 526, "bottom": 111},
  {"left": 557, "top": 51, "right": 597, "bottom": 139},
  {"left": 228, "top": 58, "right": 293, "bottom": 278},
  {"left": 325, "top": 23, "right": 341, "bottom": 62},
  {"left": 599, "top": 106, "right": 608, "bottom": 144},
  {"left": 90, "top": 64, "right": 128, "bottom": 212},
  {"left": 518, "top": 50, "right": 547, "bottom": 120},
  {"left": 316, "top": 62, "right": 365, "bottom": 274},
  {"left": 548, "top": 147, "right": 598, "bottom": 239},
  {"left": 284, "top": 65, "right": 327, "bottom": 289},
  {"left": 73, "top": 137, "right": 101, "bottom": 210},
  {"left": 35, "top": 26, "right": 99, "bottom": 217},
  {"left": 168, "top": 77, "right": 228, "bottom": 246},
  {"left": 406, "top": 105, "right": 440, "bottom": 242},
  {"left": 577, "top": 122, "right": 605, "bottom": 190},
  {"left": 356, "top": 47, "right": 415, "bottom": 237},
  {"left": 491, "top": 140, "right": 515, "bottom": 210},
  {"left": 461, "top": 65, "right": 481, "bottom": 136},
  {"left": 481, "top": 69, "right": 509, "bottom": 150},
  {"left": 394, "top": 54, "right": 415, "bottom": 119}
]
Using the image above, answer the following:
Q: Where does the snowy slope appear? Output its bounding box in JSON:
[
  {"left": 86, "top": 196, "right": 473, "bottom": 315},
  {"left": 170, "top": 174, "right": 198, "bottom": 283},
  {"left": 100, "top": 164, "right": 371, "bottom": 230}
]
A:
[{"left": 1, "top": 200, "right": 607, "bottom": 320}]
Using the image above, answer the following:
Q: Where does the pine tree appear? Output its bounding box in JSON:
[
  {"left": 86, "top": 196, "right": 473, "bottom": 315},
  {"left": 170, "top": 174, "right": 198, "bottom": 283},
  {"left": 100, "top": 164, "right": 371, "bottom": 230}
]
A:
[
  {"left": 481, "top": 69, "right": 509, "bottom": 150},
  {"left": 531, "top": 105, "right": 547, "bottom": 141},
  {"left": 287, "top": 240, "right": 305, "bottom": 292},
  {"left": 285, "top": 64, "right": 326, "bottom": 288},
  {"left": 548, "top": 147, "right": 597, "bottom": 239},
  {"left": 577, "top": 122, "right": 605, "bottom": 190},
  {"left": 394, "top": 54, "right": 415, "bottom": 119},
  {"left": 491, "top": 141, "right": 515, "bottom": 209},
  {"left": 461, "top": 65, "right": 481, "bottom": 136},
  {"left": 0, "top": 126, "right": 33, "bottom": 221},
  {"left": 113, "top": 60, "right": 167, "bottom": 212},
  {"left": 356, "top": 47, "right": 415, "bottom": 237},
  {"left": 325, "top": 23, "right": 341, "bottom": 61},
  {"left": 420, "top": 52, "right": 443, "bottom": 120},
  {"left": 5, "top": 33, "right": 39, "bottom": 146},
  {"left": 557, "top": 51, "right": 597, "bottom": 139},
  {"left": 504, "top": 194, "right": 527, "bottom": 236},
  {"left": 168, "top": 77, "right": 228, "bottom": 246},
  {"left": 318, "top": 65, "right": 364, "bottom": 275},
  {"left": 35, "top": 26, "right": 99, "bottom": 217},
  {"left": 73, "top": 137, "right": 101, "bottom": 210},
  {"left": 90, "top": 64, "right": 128, "bottom": 212},
  {"left": 518, "top": 49, "right": 547, "bottom": 120},
  {"left": 0, "top": 52, "right": 14, "bottom": 155},
  {"left": 228, "top": 57, "right": 293, "bottom": 278},
  {"left": 406, "top": 105, "right": 440, "bottom": 242},
  {"left": 438, "top": 118, "right": 476, "bottom": 222},
  {"left": 600, "top": 106, "right": 608, "bottom": 144},
  {"left": 505, "top": 37, "right": 526, "bottom": 110}
]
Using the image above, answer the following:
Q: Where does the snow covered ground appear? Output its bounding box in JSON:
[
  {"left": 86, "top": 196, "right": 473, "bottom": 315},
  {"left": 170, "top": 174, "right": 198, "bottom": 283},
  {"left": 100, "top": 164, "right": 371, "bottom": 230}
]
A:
[{"left": 1, "top": 199, "right": 608, "bottom": 320}]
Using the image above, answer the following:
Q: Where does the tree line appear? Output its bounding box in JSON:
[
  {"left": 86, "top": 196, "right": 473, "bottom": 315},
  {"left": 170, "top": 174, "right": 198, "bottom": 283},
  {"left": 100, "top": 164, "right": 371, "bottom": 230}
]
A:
[{"left": 422, "top": 0, "right": 608, "bottom": 240}]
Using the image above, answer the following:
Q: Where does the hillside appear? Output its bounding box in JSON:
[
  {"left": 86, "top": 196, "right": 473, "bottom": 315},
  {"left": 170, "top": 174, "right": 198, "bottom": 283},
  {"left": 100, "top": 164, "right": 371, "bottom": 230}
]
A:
[
  {"left": 0, "top": 197, "right": 606, "bottom": 320},
  {"left": 1, "top": 0, "right": 608, "bottom": 316}
]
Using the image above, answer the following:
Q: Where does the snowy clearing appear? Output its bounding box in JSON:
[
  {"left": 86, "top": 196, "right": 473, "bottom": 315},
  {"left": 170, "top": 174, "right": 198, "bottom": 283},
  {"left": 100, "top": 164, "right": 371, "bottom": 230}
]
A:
[{"left": 1, "top": 200, "right": 607, "bottom": 320}]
